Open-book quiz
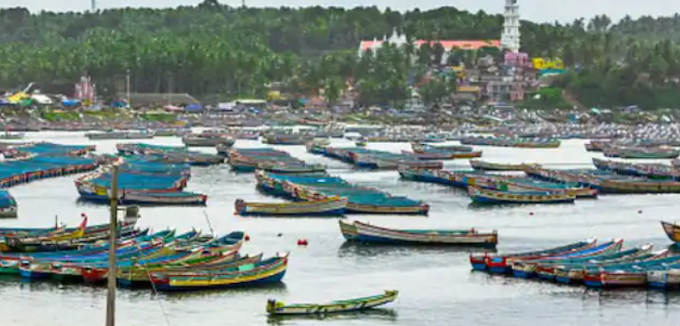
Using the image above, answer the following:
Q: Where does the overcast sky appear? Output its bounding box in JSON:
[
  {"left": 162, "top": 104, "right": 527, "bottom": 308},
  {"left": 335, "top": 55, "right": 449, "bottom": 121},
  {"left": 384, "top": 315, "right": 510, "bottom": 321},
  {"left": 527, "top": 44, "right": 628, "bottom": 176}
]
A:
[{"left": 2, "top": 0, "right": 679, "bottom": 23}]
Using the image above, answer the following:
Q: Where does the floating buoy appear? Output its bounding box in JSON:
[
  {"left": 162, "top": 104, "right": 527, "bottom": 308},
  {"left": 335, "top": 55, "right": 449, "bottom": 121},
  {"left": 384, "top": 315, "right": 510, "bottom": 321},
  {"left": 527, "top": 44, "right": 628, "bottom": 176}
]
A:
[
  {"left": 297, "top": 239, "right": 308, "bottom": 246},
  {"left": 277, "top": 233, "right": 283, "bottom": 237},
  {"left": 529, "top": 212, "right": 534, "bottom": 216},
  {"left": 638, "top": 210, "right": 643, "bottom": 214},
  {"left": 244, "top": 234, "right": 250, "bottom": 241}
]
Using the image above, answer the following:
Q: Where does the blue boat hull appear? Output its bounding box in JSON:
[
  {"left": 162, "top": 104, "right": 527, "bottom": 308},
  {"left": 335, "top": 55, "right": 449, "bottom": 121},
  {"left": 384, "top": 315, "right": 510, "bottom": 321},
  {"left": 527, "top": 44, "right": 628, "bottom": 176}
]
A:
[
  {"left": 19, "top": 269, "right": 51, "bottom": 279},
  {"left": 512, "top": 270, "right": 535, "bottom": 279},
  {"left": 471, "top": 263, "right": 486, "bottom": 271}
]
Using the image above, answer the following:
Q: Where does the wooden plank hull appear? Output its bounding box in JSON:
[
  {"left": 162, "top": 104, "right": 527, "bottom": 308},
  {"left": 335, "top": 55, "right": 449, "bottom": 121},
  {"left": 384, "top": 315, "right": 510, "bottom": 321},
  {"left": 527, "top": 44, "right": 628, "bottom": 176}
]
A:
[
  {"left": 267, "top": 290, "right": 398, "bottom": 316},
  {"left": 235, "top": 197, "right": 347, "bottom": 216},
  {"left": 339, "top": 221, "right": 497, "bottom": 247},
  {"left": 468, "top": 186, "right": 576, "bottom": 205}
]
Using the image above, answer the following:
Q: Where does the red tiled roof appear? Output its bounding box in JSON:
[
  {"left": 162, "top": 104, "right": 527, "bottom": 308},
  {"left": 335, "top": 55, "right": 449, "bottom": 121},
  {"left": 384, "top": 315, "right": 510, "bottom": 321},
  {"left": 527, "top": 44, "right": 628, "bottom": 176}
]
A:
[{"left": 360, "top": 40, "right": 500, "bottom": 51}]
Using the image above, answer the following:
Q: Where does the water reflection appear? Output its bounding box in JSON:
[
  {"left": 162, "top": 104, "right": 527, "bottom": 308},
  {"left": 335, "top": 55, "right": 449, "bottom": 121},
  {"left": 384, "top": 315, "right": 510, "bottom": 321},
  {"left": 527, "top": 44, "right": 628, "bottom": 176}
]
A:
[
  {"left": 162, "top": 282, "right": 288, "bottom": 301},
  {"left": 338, "top": 242, "right": 496, "bottom": 258},
  {"left": 266, "top": 308, "right": 398, "bottom": 325}
]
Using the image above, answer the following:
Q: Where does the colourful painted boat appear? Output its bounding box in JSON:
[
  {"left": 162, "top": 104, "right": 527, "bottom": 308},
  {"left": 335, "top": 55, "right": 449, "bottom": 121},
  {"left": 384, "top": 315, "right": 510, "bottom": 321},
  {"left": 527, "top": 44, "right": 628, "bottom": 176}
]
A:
[
  {"left": 470, "top": 239, "right": 596, "bottom": 273},
  {"left": 470, "top": 160, "right": 538, "bottom": 171},
  {"left": 402, "top": 150, "right": 482, "bottom": 160},
  {"left": 149, "top": 254, "right": 289, "bottom": 291},
  {"left": 661, "top": 221, "right": 680, "bottom": 243},
  {"left": 257, "top": 172, "right": 429, "bottom": 215},
  {"left": 468, "top": 186, "right": 576, "bottom": 205},
  {"left": 122, "top": 190, "right": 208, "bottom": 205},
  {"left": 583, "top": 253, "right": 680, "bottom": 288},
  {"left": 510, "top": 239, "right": 624, "bottom": 279},
  {"left": 339, "top": 220, "right": 497, "bottom": 247},
  {"left": 411, "top": 143, "right": 473, "bottom": 153},
  {"left": 552, "top": 246, "right": 657, "bottom": 284},
  {"left": 234, "top": 197, "right": 347, "bottom": 216},
  {"left": 266, "top": 290, "right": 398, "bottom": 316}
]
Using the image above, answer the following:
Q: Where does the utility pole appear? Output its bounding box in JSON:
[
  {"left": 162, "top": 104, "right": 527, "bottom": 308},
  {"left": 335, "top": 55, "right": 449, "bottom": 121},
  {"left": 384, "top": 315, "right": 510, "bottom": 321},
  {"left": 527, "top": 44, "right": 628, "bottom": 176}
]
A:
[
  {"left": 126, "top": 69, "right": 131, "bottom": 108},
  {"left": 91, "top": 0, "right": 96, "bottom": 11},
  {"left": 105, "top": 164, "right": 120, "bottom": 326}
]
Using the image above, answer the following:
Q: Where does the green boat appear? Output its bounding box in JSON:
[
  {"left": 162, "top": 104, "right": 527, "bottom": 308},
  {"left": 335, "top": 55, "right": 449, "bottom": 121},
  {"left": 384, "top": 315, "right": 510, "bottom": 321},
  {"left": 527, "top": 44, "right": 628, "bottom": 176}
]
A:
[{"left": 266, "top": 290, "right": 398, "bottom": 316}]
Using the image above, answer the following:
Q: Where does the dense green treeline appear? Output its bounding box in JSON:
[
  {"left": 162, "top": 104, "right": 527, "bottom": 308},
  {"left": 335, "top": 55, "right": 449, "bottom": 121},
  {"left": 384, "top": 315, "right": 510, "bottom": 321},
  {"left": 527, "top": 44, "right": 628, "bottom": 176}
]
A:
[{"left": 2, "top": 3, "right": 680, "bottom": 107}]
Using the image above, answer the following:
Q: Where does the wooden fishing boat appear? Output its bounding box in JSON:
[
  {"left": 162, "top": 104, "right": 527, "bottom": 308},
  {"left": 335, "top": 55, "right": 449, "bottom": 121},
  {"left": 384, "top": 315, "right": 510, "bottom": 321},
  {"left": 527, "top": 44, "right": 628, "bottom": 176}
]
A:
[
  {"left": 583, "top": 253, "right": 679, "bottom": 288},
  {"left": 266, "top": 290, "right": 398, "bottom": 316},
  {"left": 468, "top": 186, "right": 576, "bottom": 205},
  {"left": 492, "top": 178, "right": 599, "bottom": 199},
  {"left": 122, "top": 190, "right": 208, "bottom": 205},
  {"left": 470, "top": 239, "right": 596, "bottom": 273},
  {"left": 117, "top": 253, "right": 263, "bottom": 288},
  {"left": 550, "top": 246, "right": 658, "bottom": 284},
  {"left": 510, "top": 239, "right": 624, "bottom": 279},
  {"left": 470, "top": 160, "right": 538, "bottom": 171},
  {"left": 149, "top": 254, "right": 289, "bottom": 291},
  {"left": 182, "top": 135, "right": 235, "bottom": 147},
  {"left": 661, "top": 221, "right": 680, "bottom": 243},
  {"left": 402, "top": 150, "right": 482, "bottom": 160},
  {"left": 234, "top": 197, "right": 347, "bottom": 216},
  {"left": 339, "top": 220, "right": 497, "bottom": 247},
  {"left": 411, "top": 143, "right": 473, "bottom": 153}
]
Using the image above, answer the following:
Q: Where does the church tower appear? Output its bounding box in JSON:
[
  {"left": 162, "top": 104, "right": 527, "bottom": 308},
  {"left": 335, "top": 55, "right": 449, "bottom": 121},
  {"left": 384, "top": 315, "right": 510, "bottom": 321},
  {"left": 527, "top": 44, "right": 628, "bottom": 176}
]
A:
[{"left": 501, "top": 0, "right": 521, "bottom": 53}]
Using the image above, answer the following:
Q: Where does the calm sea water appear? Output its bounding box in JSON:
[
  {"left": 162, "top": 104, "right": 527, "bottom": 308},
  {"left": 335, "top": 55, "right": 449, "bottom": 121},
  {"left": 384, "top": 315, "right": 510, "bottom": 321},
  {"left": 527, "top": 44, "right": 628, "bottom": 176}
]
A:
[{"left": 0, "top": 132, "right": 678, "bottom": 326}]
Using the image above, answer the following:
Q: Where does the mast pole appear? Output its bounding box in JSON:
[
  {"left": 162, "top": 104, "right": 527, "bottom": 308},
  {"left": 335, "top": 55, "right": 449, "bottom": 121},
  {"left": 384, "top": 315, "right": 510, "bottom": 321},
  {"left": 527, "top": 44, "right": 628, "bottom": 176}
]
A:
[{"left": 105, "top": 164, "right": 120, "bottom": 326}]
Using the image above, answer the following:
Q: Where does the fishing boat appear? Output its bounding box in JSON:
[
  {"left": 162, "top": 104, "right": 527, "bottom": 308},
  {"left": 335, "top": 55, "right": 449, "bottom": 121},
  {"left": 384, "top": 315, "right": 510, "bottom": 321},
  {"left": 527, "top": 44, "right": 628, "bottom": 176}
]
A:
[
  {"left": 401, "top": 150, "right": 482, "bottom": 160},
  {"left": 510, "top": 239, "right": 624, "bottom": 279},
  {"left": 551, "top": 245, "right": 656, "bottom": 284},
  {"left": 234, "top": 197, "right": 347, "bottom": 216},
  {"left": 339, "top": 220, "right": 497, "bottom": 247},
  {"left": 149, "top": 254, "right": 289, "bottom": 291},
  {"left": 182, "top": 134, "right": 235, "bottom": 147},
  {"left": 468, "top": 186, "right": 576, "bottom": 205},
  {"left": 411, "top": 143, "right": 473, "bottom": 153},
  {"left": 262, "top": 134, "right": 313, "bottom": 145},
  {"left": 584, "top": 254, "right": 680, "bottom": 288},
  {"left": 121, "top": 191, "right": 207, "bottom": 205},
  {"left": 257, "top": 171, "right": 429, "bottom": 215},
  {"left": 661, "top": 221, "right": 680, "bottom": 243},
  {"left": 470, "top": 160, "right": 538, "bottom": 171},
  {"left": 470, "top": 239, "right": 596, "bottom": 273},
  {"left": 266, "top": 290, "right": 398, "bottom": 316}
]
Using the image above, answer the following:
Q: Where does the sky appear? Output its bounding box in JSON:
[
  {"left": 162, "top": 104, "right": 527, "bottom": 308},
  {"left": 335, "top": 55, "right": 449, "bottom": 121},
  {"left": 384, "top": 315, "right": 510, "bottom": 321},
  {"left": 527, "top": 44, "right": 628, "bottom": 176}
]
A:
[{"left": 1, "top": 0, "right": 679, "bottom": 24}]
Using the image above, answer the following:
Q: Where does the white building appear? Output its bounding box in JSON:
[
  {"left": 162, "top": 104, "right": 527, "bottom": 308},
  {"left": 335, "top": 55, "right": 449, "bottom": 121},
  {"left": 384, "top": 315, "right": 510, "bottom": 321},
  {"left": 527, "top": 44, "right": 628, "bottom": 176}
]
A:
[{"left": 501, "top": 0, "right": 521, "bottom": 53}]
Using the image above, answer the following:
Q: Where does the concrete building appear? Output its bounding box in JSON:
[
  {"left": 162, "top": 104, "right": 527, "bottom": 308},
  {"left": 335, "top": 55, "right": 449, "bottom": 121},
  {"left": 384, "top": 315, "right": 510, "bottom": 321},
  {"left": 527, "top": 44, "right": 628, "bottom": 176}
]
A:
[{"left": 358, "top": 29, "right": 501, "bottom": 65}]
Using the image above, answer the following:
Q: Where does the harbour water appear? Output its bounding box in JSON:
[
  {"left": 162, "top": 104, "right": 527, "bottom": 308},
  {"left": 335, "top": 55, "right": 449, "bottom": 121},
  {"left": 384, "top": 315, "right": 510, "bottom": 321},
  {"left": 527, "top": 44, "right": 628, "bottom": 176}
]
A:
[{"left": 1, "top": 132, "right": 679, "bottom": 326}]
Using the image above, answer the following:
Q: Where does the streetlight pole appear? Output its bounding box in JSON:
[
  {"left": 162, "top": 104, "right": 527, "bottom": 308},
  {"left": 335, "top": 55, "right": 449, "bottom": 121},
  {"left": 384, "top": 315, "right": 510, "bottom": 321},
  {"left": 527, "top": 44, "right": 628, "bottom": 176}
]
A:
[{"left": 105, "top": 164, "right": 120, "bottom": 326}]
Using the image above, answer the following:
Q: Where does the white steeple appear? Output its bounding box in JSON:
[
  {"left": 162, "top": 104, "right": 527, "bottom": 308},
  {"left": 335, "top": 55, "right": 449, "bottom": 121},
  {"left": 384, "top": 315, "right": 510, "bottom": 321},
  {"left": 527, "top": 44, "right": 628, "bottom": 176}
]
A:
[{"left": 501, "top": 0, "right": 521, "bottom": 53}]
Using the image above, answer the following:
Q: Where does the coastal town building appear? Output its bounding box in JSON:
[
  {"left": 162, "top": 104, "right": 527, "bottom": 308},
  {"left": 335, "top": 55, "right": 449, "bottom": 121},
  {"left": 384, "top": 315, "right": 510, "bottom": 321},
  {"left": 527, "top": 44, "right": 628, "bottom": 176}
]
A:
[{"left": 357, "top": 29, "right": 500, "bottom": 65}]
